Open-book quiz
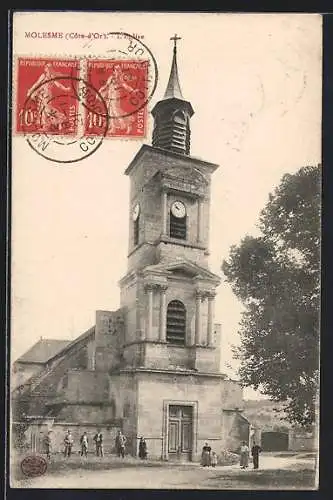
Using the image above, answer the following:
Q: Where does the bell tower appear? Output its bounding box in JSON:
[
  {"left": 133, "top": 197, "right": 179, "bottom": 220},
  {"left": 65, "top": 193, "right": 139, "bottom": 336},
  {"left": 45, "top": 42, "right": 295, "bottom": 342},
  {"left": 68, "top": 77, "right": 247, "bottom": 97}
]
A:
[
  {"left": 151, "top": 34, "right": 194, "bottom": 155},
  {"left": 119, "top": 36, "right": 222, "bottom": 374}
]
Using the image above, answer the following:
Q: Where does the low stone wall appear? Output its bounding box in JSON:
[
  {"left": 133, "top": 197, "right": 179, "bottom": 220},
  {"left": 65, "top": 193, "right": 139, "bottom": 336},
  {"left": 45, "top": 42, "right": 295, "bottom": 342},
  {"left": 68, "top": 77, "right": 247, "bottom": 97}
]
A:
[{"left": 12, "top": 421, "right": 122, "bottom": 455}]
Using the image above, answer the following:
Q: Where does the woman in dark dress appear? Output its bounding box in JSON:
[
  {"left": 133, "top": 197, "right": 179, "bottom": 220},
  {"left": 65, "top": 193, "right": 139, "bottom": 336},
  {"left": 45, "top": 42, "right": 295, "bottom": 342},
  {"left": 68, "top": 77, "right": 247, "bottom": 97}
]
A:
[
  {"left": 201, "top": 442, "right": 211, "bottom": 466},
  {"left": 138, "top": 437, "right": 148, "bottom": 459}
]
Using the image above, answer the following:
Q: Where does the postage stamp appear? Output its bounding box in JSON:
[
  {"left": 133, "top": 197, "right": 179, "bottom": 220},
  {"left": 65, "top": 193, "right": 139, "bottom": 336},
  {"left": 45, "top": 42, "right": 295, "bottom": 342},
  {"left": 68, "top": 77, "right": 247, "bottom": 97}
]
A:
[
  {"left": 15, "top": 58, "right": 81, "bottom": 136},
  {"left": 14, "top": 57, "right": 110, "bottom": 163},
  {"left": 85, "top": 59, "right": 148, "bottom": 138},
  {"left": 14, "top": 54, "right": 151, "bottom": 151}
]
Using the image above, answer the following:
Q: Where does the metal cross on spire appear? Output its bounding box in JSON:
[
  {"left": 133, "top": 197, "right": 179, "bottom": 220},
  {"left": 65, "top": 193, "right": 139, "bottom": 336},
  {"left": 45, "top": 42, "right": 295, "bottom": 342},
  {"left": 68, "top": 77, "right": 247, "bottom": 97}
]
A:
[
  {"left": 170, "top": 34, "right": 182, "bottom": 52},
  {"left": 163, "top": 34, "right": 184, "bottom": 99}
]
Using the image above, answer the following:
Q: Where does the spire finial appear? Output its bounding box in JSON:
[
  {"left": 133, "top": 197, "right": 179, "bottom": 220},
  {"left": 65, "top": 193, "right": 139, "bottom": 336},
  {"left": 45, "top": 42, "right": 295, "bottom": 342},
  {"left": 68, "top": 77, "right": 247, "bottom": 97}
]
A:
[
  {"left": 170, "top": 33, "right": 182, "bottom": 53},
  {"left": 163, "top": 34, "right": 183, "bottom": 100}
]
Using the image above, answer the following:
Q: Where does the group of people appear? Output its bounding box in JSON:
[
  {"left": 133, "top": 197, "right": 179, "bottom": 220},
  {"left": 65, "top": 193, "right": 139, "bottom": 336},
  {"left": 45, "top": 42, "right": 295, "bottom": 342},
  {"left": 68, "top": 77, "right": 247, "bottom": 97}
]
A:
[
  {"left": 45, "top": 430, "right": 262, "bottom": 467},
  {"left": 44, "top": 429, "right": 148, "bottom": 460},
  {"left": 201, "top": 443, "right": 218, "bottom": 467},
  {"left": 240, "top": 441, "right": 262, "bottom": 470},
  {"left": 63, "top": 429, "right": 104, "bottom": 458},
  {"left": 201, "top": 441, "right": 262, "bottom": 470}
]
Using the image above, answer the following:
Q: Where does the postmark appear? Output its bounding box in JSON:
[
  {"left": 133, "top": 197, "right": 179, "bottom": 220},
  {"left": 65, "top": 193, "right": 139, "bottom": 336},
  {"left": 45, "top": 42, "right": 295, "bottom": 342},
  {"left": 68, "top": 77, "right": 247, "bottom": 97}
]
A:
[
  {"left": 21, "top": 454, "right": 47, "bottom": 478},
  {"left": 81, "top": 32, "right": 158, "bottom": 115}
]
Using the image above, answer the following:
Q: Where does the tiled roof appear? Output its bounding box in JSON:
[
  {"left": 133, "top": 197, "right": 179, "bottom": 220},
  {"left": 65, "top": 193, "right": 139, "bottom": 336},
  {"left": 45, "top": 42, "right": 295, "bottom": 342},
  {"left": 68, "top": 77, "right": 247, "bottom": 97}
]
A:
[{"left": 16, "top": 339, "right": 72, "bottom": 364}]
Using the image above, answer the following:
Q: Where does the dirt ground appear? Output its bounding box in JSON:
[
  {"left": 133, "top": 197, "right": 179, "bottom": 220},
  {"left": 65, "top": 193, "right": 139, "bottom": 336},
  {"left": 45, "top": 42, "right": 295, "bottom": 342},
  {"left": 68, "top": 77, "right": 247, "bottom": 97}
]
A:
[{"left": 11, "top": 452, "right": 317, "bottom": 490}]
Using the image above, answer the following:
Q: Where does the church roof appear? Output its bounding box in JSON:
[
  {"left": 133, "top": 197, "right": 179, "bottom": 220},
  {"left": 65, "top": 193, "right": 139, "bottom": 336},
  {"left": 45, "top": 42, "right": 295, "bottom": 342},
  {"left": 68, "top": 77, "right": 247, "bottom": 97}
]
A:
[
  {"left": 16, "top": 338, "right": 72, "bottom": 364},
  {"left": 163, "top": 44, "right": 183, "bottom": 100}
]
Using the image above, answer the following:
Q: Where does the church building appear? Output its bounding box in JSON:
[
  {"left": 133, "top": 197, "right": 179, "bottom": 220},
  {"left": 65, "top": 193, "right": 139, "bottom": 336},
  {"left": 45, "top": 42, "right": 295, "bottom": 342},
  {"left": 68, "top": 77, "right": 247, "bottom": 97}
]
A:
[{"left": 12, "top": 38, "right": 247, "bottom": 461}]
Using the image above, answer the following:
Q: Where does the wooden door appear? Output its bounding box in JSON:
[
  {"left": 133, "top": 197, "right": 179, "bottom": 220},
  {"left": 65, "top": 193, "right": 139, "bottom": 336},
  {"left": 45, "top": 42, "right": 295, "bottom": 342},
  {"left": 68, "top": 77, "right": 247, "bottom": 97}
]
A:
[
  {"left": 261, "top": 431, "right": 289, "bottom": 451},
  {"left": 168, "top": 405, "right": 192, "bottom": 461}
]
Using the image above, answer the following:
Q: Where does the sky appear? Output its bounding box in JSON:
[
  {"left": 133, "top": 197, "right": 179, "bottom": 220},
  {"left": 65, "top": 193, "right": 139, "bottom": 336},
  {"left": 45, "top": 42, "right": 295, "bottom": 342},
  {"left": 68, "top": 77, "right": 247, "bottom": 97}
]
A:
[{"left": 11, "top": 12, "right": 322, "bottom": 399}]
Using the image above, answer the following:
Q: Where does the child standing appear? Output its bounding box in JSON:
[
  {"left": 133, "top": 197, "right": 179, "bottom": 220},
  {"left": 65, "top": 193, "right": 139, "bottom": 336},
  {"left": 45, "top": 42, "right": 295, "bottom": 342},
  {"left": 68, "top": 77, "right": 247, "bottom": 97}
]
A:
[{"left": 211, "top": 451, "right": 218, "bottom": 467}]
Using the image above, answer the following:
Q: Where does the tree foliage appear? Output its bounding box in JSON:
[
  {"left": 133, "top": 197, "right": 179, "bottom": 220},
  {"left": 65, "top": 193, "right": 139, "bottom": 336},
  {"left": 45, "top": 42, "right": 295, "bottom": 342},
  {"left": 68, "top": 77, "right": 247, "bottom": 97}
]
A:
[{"left": 222, "top": 165, "right": 320, "bottom": 426}]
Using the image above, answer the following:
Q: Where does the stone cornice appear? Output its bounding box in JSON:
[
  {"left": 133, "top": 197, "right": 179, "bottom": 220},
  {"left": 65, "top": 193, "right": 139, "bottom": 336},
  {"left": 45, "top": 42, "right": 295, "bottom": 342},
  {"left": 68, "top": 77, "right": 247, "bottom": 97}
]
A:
[
  {"left": 124, "top": 144, "right": 219, "bottom": 176},
  {"left": 118, "top": 269, "right": 138, "bottom": 287},
  {"left": 196, "top": 289, "right": 217, "bottom": 299},
  {"left": 159, "top": 235, "right": 207, "bottom": 251}
]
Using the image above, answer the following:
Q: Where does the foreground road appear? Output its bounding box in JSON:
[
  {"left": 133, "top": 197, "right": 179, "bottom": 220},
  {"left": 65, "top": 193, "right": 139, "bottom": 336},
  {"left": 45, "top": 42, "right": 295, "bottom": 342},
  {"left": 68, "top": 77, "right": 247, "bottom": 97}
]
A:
[{"left": 12, "top": 452, "right": 317, "bottom": 490}]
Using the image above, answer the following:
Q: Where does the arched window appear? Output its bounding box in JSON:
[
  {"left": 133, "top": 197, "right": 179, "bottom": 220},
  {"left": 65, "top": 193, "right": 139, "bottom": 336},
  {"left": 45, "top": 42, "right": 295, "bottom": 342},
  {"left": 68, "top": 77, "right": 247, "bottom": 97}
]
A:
[
  {"left": 166, "top": 300, "right": 186, "bottom": 345},
  {"left": 173, "top": 110, "right": 186, "bottom": 125},
  {"left": 134, "top": 216, "right": 139, "bottom": 246},
  {"left": 110, "top": 399, "right": 116, "bottom": 419},
  {"left": 123, "top": 402, "right": 130, "bottom": 418}
]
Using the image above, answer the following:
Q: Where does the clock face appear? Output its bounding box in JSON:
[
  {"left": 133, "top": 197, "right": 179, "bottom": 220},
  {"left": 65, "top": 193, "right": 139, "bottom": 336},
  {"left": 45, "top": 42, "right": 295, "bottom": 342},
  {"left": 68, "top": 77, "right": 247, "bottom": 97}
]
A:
[
  {"left": 132, "top": 203, "right": 140, "bottom": 221},
  {"left": 171, "top": 200, "right": 186, "bottom": 218}
]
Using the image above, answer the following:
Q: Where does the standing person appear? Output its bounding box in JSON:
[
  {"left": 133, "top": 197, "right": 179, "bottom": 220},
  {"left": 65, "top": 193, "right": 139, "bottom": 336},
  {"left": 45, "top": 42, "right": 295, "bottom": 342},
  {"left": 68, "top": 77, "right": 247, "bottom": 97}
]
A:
[
  {"left": 201, "top": 442, "right": 211, "bottom": 467},
  {"left": 251, "top": 442, "right": 262, "bottom": 469},
  {"left": 211, "top": 451, "right": 218, "bottom": 467},
  {"left": 94, "top": 430, "right": 104, "bottom": 457},
  {"left": 44, "top": 431, "right": 53, "bottom": 460},
  {"left": 138, "top": 437, "right": 147, "bottom": 459},
  {"left": 64, "top": 429, "right": 73, "bottom": 457},
  {"left": 239, "top": 441, "right": 250, "bottom": 469},
  {"left": 80, "top": 432, "right": 89, "bottom": 457},
  {"left": 115, "top": 430, "right": 127, "bottom": 458}
]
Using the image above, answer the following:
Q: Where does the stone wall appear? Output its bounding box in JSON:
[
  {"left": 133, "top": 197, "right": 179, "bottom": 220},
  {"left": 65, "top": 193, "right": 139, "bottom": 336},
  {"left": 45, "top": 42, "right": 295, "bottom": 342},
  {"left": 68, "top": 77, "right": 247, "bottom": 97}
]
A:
[
  {"left": 94, "top": 310, "right": 125, "bottom": 372},
  {"left": 62, "top": 370, "right": 110, "bottom": 403},
  {"left": 143, "top": 343, "right": 193, "bottom": 370},
  {"left": 54, "top": 404, "right": 116, "bottom": 424},
  {"left": 221, "top": 411, "right": 250, "bottom": 452},
  {"left": 18, "top": 421, "right": 121, "bottom": 455},
  {"left": 221, "top": 379, "right": 244, "bottom": 410},
  {"left": 156, "top": 241, "right": 208, "bottom": 267},
  {"left": 108, "top": 373, "right": 138, "bottom": 455},
  {"left": 288, "top": 430, "right": 317, "bottom": 452}
]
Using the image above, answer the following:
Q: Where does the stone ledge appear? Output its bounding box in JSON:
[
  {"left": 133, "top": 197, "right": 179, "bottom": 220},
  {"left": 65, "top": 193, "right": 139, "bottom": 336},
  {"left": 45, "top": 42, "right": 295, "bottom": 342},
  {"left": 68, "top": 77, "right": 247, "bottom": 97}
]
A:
[
  {"left": 117, "top": 367, "right": 227, "bottom": 379},
  {"left": 45, "top": 400, "right": 116, "bottom": 407},
  {"left": 122, "top": 340, "right": 216, "bottom": 350},
  {"left": 159, "top": 235, "right": 207, "bottom": 251}
]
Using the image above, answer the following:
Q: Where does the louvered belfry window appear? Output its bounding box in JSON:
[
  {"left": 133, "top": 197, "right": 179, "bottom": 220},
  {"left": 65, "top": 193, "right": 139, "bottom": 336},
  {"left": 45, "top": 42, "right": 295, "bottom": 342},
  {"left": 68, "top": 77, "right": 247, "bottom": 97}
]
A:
[
  {"left": 166, "top": 300, "right": 186, "bottom": 345},
  {"left": 170, "top": 212, "right": 187, "bottom": 240}
]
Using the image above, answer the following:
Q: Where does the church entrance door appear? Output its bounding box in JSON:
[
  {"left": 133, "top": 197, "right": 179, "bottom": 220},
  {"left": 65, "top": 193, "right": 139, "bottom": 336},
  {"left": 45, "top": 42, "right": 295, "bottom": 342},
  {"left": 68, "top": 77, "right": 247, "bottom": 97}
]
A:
[{"left": 168, "top": 405, "right": 192, "bottom": 461}]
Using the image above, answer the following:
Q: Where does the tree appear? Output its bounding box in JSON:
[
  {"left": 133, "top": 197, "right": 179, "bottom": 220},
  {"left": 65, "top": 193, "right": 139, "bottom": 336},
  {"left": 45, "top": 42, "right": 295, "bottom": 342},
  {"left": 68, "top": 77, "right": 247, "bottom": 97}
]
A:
[{"left": 222, "top": 165, "right": 320, "bottom": 426}]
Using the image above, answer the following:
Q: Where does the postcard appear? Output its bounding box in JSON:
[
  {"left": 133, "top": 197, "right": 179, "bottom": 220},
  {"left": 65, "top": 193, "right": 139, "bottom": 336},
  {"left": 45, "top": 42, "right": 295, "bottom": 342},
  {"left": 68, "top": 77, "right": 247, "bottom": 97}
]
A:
[{"left": 10, "top": 11, "right": 321, "bottom": 489}]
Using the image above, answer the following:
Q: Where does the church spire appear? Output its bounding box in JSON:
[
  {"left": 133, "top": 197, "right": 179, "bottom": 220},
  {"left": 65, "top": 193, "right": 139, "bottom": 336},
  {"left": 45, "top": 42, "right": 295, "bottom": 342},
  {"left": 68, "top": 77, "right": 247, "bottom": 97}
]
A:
[
  {"left": 163, "top": 34, "right": 183, "bottom": 100},
  {"left": 151, "top": 35, "right": 194, "bottom": 156}
]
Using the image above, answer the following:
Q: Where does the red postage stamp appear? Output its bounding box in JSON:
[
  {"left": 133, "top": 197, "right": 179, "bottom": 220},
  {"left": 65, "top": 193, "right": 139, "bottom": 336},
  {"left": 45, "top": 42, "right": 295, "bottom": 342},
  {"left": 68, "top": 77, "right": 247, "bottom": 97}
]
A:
[
  {"left": 85, "top": 59, "right": 148, "bottom": 138},
  {"left": 15, "top": 58, "right": 81, "bottom": 136}
]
